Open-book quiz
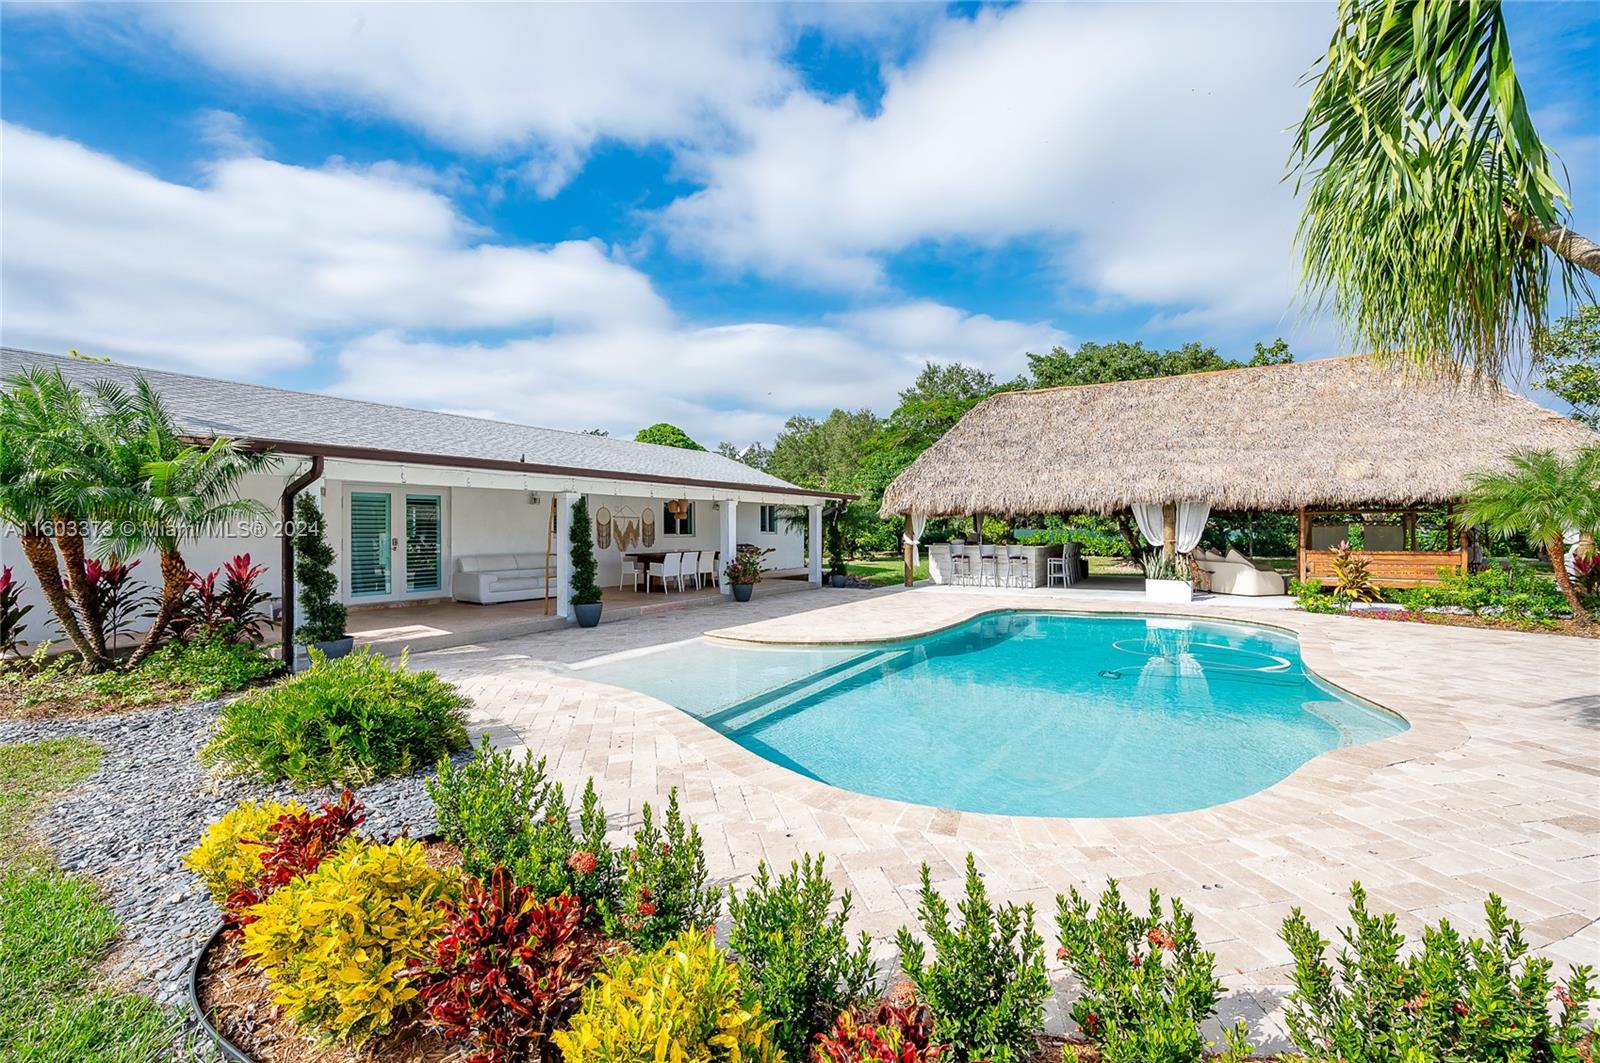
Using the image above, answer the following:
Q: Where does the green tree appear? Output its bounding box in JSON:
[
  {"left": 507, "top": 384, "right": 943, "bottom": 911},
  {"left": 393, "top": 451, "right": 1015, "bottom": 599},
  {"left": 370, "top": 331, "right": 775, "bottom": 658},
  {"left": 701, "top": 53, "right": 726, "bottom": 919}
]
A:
[
  {"left": 1290, "top": 0, "right": 1597, "bottom": 379},
  {"left": 1536, "top": 305, "right": 1600, "bottom": 429},
  {"left": 0, "top": 368, "right": 112, "bottom": 667},
  {"left": 85, "top": 376, "right": 275, "bottom": 666},
  {"left": 1462, "top": 446, "right": 1600, "bottom": 625},
  {"left": 715, "top": 440, "right": 772, "bottom": 469},
  {"left": 633, "top": 423, "right": 705, "bottom": 451},
  {"left": 767, "top": 409, "right": 880, "bottom": 491},
  {"left": 568, "top": 495, "right": 602, "bottom": 607},
  {"left": 292, "top": 493, "right": 347, "bottom": 644}
]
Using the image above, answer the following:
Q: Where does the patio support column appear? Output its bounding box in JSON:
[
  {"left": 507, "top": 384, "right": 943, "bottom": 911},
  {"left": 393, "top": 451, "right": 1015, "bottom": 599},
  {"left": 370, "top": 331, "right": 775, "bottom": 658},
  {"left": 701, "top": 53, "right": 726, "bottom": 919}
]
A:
[
  {"left": 719, "top": 498, "right": 737, "bottom": 596},
  {"left": 808, "top": 504, "right": 823, "bottom": 585},
  {"left": 553, "top": 491, "right": 578, "bottom": 620}
]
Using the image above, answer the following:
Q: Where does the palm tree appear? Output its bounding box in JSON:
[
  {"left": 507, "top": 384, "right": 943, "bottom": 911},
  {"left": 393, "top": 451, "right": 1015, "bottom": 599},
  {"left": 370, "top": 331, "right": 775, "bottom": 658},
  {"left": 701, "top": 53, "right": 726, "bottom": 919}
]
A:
[
  {"left": 0, "top": 368, "right": 112, "bottom": 668},
  {"left": 87, "top": 377, "right": 276, "bottom": 667},
  {"left": 1461, "top": 446, "right": 1600, "bottom": 626},
  {"left": 1291, "top": 0, "right": 1597, "bottom": 380}
]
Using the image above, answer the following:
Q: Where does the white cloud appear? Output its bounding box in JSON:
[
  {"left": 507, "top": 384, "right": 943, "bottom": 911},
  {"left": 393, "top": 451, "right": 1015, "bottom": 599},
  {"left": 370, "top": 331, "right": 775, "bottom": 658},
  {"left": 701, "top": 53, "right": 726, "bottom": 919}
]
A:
[
  {"left": 0, "top": 121, "right": 1060, "bottom": 443},
  {"left": 660, "top": 2, "right": 1333, "bottom": 324},
  {"left": 0, "top": 122, "right": 669, "bottom": 373},
  {"left": 127, "top": 3, "right": 798, "bottom": 196}
]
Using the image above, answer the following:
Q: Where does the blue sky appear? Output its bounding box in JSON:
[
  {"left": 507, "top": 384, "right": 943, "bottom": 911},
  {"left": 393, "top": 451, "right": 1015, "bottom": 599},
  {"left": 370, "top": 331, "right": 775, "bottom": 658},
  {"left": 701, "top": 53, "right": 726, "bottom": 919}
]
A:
[{"left": 2, "top": 2, "right": 1596, "bottom": 445}]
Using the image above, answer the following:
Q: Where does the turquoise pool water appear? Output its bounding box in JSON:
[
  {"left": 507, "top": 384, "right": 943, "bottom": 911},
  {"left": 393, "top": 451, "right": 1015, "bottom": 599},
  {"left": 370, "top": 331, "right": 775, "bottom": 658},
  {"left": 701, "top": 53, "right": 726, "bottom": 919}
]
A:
[{"left": 574, "top": 612, "right": 1406, "bottom": 818}]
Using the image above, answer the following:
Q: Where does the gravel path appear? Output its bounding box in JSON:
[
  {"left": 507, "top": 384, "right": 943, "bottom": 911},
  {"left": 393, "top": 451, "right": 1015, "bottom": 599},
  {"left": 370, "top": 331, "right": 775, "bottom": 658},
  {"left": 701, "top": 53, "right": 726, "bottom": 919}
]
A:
[{"left": 0, "top": 700, "right": 458, "bottom": 1006}]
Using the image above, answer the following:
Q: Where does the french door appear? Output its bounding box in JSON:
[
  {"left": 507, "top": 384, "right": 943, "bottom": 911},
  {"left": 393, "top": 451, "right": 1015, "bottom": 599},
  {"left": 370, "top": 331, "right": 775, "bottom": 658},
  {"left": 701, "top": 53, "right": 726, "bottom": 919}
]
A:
[
  {"left": 349, "top": 492, "right": 392, "bottom": 597},
  {"left": 405, "top": 495, "right": 442, "bottom": 592}
]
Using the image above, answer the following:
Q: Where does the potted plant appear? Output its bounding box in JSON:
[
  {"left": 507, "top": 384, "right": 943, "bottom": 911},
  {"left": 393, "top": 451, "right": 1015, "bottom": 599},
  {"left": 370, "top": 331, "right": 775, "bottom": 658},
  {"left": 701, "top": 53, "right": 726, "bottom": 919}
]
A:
[
  {"left": 291, "top": 494, "right": 352, "bottom": 670},
  {"left": 569, "top": 496, "right": 604, "bottom": 628},
  {"left": 1141, "top": 551, "right": 1193, "bottom": 603},
  {"left": 723, "top": 545, "right": 773, "bottom": 602},
  {"left": 827, "top": 510, "right": 849, "bottom": 588}
]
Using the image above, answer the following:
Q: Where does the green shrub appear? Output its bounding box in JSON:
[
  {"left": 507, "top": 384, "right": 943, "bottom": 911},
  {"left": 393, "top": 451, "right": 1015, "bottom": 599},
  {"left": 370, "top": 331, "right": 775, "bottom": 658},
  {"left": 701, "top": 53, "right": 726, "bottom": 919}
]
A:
[
  {"left": 242, "top": 837, "right": 457, "bottom": 1044},
  {"left": 727, "top": 853, "right": 878, "bottom": 1058},
  {"left": 894, "top": 854, "right": 1050, "bottom": 1063},
  {"left": 292, "top": 494, "right": 346, "bottom": 644},
  {"left": 203, "top": 648, "right": 469, "bottom": 785},
  {"left": 1280, "top": 882, "right": 1595, "bottom": 1063},
  {"left": 552, "top": 929, "right": 780, "bottom": 1063},
  {"left": 1289, "top": 578, "right": 1347, "bottom": 614},
  {"left": 570, "top": 496, "right": 603, "bottom": 607},
  {"left": 607, "top": 789, "right": 720, "bottom": 951},
  {"left": 2, "top": 633, "right": 279, "bottom": 714},
  {"left": 1390, "top": 566, "right": 1571, "bottom": 624},
  {"left": 1055, "top": 879, "right": 1250, "bottom": 1063},
  {"left": 428, "top": 737, "right": 617, "bottom": 919}
]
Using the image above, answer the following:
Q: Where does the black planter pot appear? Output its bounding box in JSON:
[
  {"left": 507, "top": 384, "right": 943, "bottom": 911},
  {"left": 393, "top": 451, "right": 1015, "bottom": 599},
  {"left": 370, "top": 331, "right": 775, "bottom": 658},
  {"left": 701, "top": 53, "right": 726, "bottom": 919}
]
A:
[
  {"left": 573, "top": 602, "right": 603, "bottom": 628},
  {"left": 829, "top": 573, "right": 849, "bottom": 588},
  {"left": 732, "top": 583, "right": 755, "bottom": 602},
  {"left": 292, "top": 635, "right": 354, "bottom": 672},
  {"left": 189, "top": 923, "right": 255, "bottom": 1063}
]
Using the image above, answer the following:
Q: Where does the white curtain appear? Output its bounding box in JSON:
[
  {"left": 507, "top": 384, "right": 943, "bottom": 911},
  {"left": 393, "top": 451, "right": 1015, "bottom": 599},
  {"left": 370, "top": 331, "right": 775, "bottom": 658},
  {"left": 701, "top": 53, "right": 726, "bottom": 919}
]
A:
[
  {"left": 1132, "top": 503, "right": 1165, "bottom": 547},
  {"left": 1131, "top": 501, "right": 1210, "bottom": 552},
  {"left": 1176, "top": 500, "right": 1210, "bottom": 553},
  {"left": 902, "top": 512, "right": 929, "bottom": 570}
]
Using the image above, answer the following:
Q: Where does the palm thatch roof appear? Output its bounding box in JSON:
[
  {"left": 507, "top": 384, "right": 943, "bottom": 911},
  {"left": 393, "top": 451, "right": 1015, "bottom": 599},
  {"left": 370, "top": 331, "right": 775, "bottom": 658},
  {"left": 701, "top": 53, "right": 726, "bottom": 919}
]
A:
[{"left": 881, "top": 354, "right": 1597, "bottom": 517}]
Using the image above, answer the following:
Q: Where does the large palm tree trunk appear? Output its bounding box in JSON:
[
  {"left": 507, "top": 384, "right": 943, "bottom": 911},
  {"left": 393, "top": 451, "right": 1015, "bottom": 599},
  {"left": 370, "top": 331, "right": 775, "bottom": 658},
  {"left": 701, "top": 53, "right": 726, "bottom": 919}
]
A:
[
  {"left": 53, "top": 523, "right": 107, "bottom": 659},
  {"left": 17, "top": 531, "right": 106, "bottom": 669},
  {"left": 1504, "top": 204, "right": 1600, "bottom": 278},
  {"left": 1547, "top": 534, "right": 1592, "bottom": 627},
  {"left": 124, "top": 549, "right": 187, "bottom": 668}
]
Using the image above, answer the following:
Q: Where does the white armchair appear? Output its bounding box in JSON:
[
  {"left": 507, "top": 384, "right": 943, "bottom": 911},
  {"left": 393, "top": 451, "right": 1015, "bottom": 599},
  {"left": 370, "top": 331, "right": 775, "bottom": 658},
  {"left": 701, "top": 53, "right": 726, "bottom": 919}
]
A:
[{"left": 646, "top": 552, "right": 684, "bottom": 593}]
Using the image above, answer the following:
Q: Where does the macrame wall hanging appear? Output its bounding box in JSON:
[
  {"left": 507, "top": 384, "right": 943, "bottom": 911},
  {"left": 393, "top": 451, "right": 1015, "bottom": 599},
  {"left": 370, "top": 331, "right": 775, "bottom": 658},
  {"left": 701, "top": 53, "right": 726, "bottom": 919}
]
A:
[
  {"left": 640, "top": 508, "right": 656, "bottom": 548},
  {"left": 594, "top": 506, "right": 612, "bottom": 550},
  {"left": 612, "top": 506, "right": 640, "bottom": 552}
]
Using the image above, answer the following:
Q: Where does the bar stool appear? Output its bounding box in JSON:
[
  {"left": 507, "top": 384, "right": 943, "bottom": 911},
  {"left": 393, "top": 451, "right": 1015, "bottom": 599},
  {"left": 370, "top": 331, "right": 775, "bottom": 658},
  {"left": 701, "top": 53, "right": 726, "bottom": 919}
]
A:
[
  {"left": 1046, "top": 547, "right": 1067, "bottom": 588},
  {"left": 977, "top": 544, "right": 998, "bottom": 587},
  {"left": 1004, "top": 545, "right": 1029, "bottom": 587},
  {"left": 947, "top": 545, "right": 971, "bottom": 585}
]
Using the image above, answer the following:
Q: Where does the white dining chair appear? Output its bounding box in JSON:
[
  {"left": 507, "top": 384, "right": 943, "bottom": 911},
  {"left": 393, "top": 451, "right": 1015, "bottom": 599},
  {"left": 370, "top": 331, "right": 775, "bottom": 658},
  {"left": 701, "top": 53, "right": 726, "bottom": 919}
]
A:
[
  {"left": 680, "top": 550, "right": 700, "bottom": 589},
  {"left": 647, "top": 552, "right": 682, "bottom": 593},
  {"left": 619, "top": 556, "right": 642, "bottom": 590},
  {"left": 696, "top": 550, "right": 716, "bottom": 589}
]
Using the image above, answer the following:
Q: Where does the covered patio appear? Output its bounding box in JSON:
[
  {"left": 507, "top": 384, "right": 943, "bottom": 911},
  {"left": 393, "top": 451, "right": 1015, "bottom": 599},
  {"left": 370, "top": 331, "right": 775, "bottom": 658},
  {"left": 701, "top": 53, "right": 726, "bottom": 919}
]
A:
[{"left": 881, "top": 355, "right": 1597, "bottom": 598}]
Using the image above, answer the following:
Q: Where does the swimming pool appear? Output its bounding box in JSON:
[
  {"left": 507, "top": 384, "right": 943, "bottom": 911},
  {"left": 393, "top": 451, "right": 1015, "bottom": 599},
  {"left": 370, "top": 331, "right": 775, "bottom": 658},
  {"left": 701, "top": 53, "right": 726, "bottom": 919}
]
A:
[{"left": 573, "top": 612, "right": 1407, "bottom": 818}]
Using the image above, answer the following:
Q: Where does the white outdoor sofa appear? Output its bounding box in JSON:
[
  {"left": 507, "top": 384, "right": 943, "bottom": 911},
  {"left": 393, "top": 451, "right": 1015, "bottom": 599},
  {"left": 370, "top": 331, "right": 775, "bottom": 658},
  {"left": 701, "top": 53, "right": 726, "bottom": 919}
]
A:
[
  {"left": 1193, "top": 547, "right": 1287, "bottom": 597},
  {"left": 452, "top": 553, "right": 551, "bottom": 604}
]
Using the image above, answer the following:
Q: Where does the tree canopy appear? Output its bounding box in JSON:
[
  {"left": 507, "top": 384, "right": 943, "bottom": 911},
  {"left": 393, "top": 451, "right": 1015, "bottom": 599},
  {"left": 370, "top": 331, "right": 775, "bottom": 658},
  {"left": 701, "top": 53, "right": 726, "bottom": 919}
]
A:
[
  {"left": 1535, "top": 306, "right": 1599, "bottom": 430},
  {"left": 633, "top": 422, "right": 705, "bottom": 451},
  {"left": 1025, "top": 338, "right": 1291, "bottom": 389}
]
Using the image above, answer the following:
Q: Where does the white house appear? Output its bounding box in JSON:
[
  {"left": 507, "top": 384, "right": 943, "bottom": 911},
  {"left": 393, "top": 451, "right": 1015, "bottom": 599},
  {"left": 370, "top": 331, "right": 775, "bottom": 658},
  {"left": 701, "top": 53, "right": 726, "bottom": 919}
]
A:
[{"left": 1, "top": 349, "right": 847, "bottom": 655}]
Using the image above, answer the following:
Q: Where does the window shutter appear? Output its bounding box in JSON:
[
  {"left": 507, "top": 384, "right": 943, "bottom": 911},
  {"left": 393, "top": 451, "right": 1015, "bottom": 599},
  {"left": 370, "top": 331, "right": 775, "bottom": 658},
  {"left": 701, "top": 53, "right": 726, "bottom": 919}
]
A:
[
  {"left": 406, "top": 495, "right": 442, "bottom": 592},
  {"left": 350, "top": 492, "right": 391, "bottom": 596}
]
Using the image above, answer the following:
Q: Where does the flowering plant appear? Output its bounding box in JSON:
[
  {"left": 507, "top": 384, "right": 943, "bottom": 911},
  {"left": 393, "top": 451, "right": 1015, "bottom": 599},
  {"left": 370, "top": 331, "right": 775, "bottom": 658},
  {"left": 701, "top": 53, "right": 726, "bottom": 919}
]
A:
[
  {"left": 0, "top": 565, "right": 32, "bottom": 659},
  {"left": 723, "top": 545, "right": 774, "bottom": 586},
  {"left": 179, "top": 553, "right": 272, "bottom": 643},
  {"left": 813, "top": 998, "right": 943, "bottom": 1063}
]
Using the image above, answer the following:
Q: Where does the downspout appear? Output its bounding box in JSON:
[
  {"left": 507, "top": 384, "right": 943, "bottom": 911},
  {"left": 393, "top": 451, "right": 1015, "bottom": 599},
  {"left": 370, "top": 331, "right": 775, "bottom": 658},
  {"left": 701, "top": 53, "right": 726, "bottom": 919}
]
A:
[{"left": 279, "top": 455, "right": 324, "bottom": 666}]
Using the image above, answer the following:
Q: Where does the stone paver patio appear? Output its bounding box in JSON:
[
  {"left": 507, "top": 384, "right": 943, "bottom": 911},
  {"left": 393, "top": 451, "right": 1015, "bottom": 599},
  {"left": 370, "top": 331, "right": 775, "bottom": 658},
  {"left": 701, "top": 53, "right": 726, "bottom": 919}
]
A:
[{"left": 414, "top": 585, "right": 1600, "bottom": 1042}]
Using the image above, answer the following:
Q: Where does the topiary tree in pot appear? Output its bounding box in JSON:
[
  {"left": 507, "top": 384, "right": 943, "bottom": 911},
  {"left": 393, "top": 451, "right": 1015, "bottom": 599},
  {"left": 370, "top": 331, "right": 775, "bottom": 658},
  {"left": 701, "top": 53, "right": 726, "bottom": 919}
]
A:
[
  {"left": 292, "top": 494, "right": 350, "bottom": 669},
  {"left": 569, "top": 496, "right": 603, "bottom": 628}
]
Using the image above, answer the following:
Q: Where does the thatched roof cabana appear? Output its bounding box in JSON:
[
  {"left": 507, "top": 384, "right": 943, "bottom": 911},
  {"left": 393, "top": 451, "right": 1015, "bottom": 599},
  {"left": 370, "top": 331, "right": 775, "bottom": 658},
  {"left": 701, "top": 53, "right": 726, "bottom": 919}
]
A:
[{"left": 881, "top": 354, "right": 1597, "bottom": 518}]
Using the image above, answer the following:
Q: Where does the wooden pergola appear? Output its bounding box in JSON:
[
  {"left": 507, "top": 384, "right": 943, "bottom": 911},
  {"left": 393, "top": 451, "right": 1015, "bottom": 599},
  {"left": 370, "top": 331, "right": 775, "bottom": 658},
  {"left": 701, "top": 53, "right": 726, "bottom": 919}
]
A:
[{"left": 1296, "top": 504, "right": 1470, "bottom": 588}]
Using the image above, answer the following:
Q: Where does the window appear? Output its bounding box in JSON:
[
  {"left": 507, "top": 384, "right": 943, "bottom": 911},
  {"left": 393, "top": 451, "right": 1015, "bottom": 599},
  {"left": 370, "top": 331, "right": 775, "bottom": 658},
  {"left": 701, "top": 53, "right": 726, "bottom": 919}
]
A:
[
  {"left": 759, "top": 504, "right": 778, "bottom": 533},
  {"left": 663, "top": 501, "right": 695, "bottom": 536}
]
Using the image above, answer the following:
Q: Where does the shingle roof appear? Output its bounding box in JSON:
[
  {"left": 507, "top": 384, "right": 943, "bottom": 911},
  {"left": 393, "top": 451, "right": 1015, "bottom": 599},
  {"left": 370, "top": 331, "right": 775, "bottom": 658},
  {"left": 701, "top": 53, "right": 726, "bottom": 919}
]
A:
[{"left": 2, "top": 348, "right": 830, "bottom": 496}]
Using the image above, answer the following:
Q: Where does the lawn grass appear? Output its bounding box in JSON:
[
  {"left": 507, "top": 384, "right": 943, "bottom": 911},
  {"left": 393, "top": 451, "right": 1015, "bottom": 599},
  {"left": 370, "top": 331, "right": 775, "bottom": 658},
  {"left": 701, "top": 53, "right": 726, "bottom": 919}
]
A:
[
  {"left": 0, "top": 738, "right": 183, "bottom": 1061},
  {"left": 846, "top": 556, "right": 929, "bottom": 586}
]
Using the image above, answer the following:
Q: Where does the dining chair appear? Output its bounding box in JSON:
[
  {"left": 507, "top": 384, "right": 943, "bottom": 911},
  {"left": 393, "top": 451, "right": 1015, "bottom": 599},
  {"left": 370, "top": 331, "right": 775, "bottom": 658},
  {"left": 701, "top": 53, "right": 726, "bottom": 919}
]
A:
[
  {"left": 647, "top": 552, "right": 682, "bottom": 593},
  {"left": 680, "top": 550, "right": 700, "bottom": 589},
  {"left": 619, "top": 555, "right": 642, "bottom": 590},
  {"left": 697, "top": 550, "right": 716, "bottom": 589}
]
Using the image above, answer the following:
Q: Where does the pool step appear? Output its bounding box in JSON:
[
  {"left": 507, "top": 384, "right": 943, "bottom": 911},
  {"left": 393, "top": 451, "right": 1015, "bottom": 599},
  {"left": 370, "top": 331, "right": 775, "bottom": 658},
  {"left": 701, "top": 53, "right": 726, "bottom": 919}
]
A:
[
  {"left": 1300, "top": 700, "right": 1359, "bottom": 746},
  {"left": 705, "top": 649, "right": 911, "bottom": 735}
]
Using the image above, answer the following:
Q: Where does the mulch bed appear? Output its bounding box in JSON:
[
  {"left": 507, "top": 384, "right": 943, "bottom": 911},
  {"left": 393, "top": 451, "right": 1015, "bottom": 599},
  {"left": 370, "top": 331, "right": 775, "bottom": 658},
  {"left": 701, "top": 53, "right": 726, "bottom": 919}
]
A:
[{"left": 1348, "top": 609, "right": 1599, "bottom": 639}]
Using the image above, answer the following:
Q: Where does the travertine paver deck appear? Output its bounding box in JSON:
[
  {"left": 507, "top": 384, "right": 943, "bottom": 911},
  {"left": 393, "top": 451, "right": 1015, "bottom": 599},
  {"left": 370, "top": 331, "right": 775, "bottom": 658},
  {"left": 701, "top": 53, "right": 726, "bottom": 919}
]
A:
[{"left": 414, "top": 586, "right": 1600, "bottom": 1043}]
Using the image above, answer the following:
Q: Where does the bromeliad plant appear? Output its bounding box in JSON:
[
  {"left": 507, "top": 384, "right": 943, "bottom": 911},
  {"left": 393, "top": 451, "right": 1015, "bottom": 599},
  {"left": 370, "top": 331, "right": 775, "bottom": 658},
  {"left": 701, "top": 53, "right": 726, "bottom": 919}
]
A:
[
  {"left": 1055, "top": 880, "right": 1250, "bottom": 1063},
  {"left": 410, "top": 871, "right": 607, "bottom": 1063},
  {"left": 0, "top": 566, "right": 32, "bottom": 660},
  {"left": 1328, "top": 541, "right": 1381, "bottom": 603},
  {"left": 894, "top": 854, "right": 1051, "bottom": 1063},
  {"left": 726, "top": 853, "right": 878, "bottom": 1059},
  {"left": 178, "top": 553, "right": 272, "bottom": 644},
  {"left": 1139, "top": 552, "right": 1188, "bottom": 583},
  {"left": 1280, "top": 882, "right": 1596, "bottom": 1063}
]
